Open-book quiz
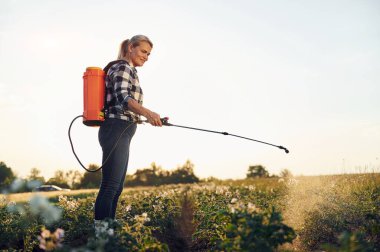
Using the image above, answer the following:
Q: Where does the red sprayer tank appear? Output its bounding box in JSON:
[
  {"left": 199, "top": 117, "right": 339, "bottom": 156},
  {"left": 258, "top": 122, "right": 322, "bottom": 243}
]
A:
[{"left": 83, "top": 67, "right": 105, "bottom": 126}]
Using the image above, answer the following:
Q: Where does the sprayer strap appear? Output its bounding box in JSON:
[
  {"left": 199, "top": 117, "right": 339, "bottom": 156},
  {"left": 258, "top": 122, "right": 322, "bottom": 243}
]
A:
[{"left": 101, "top": 60, "right": 129, "bottom": 115}]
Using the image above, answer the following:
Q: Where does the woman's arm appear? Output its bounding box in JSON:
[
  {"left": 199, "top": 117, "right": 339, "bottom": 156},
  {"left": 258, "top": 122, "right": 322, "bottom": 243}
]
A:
[
  {"left": 111, "top": 65, "right": 162, "bottom": 127},
  {"left": 127, "top": 99, "right": 162, "bottom": 126}
]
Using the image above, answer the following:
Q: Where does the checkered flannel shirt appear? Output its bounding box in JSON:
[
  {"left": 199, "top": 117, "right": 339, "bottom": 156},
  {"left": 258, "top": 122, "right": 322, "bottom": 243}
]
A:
[{"left": 104, "top": 60, "right": 143, "bottom": 122}]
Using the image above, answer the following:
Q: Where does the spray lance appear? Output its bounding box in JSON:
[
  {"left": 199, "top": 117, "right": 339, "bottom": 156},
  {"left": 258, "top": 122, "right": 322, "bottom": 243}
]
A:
[
  {"left": 68, "top": 66, "right": 289, "bottom": 172},
  {"left": 141, "top": 117, "right": 289, "bottom": 154}
]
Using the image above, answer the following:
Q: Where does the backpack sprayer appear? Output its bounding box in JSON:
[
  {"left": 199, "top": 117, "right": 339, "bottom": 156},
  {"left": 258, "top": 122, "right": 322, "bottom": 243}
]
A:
[{"left": 68, "top": 65, "right": 289, "bottom": 172}]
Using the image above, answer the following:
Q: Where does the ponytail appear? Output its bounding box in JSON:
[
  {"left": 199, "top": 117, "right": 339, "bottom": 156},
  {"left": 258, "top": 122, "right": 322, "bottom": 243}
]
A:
[{"left": 117, "top": 39, "right": 130, "bottom": 60}]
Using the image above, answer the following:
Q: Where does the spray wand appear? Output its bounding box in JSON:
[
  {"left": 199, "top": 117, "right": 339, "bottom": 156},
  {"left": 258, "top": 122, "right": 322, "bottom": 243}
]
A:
[{"left": 144, "top": 117, "right": 290, "bottom": 154}]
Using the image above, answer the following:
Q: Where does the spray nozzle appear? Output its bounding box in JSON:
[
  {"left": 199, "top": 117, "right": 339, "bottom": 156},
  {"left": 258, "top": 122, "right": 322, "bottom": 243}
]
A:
[{"left": 278, "top": 146, "right": 290, "bottom": 154}]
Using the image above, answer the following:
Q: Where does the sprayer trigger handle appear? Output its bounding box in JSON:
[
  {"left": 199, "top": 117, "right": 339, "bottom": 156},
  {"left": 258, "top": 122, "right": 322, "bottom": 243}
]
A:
[{"left": 160, "top": 117, "right": 170, "bottom": 126}]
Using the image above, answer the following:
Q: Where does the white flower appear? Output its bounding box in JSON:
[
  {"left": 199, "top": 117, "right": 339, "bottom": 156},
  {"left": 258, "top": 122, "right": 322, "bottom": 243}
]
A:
[
  {"left": 230, "top": 198, "right": 238, "bottom": 204},
  {"left": 67, "top": 200, "right": 79, "bottom": 211},
  {"left": 229, "top": 205, "right": 236, "bottom": 213},
  {"left": 247, "top": 203, "right": 260, "bottom": 213},
  {"left": 54, "top": 228, "right": 65, "bottom": 240},
  {"left": 107, "top": 228, "right": 114, "bottom": 236},
  {"left": 58, "top": 195, "right": 67, "bottom": 202},
  {"left": 134, "top": 213, "right": 150, "bottom": 223}
]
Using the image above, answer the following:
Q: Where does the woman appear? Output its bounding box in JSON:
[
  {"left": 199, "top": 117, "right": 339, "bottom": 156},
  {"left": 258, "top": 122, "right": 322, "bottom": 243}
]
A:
[{"left": 94, "top": 35, "right": 162, "bottom": 227}]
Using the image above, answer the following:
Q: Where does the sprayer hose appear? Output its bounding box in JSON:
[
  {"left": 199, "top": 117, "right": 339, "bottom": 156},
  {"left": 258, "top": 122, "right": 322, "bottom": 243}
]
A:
[{"left": 68, "top": 115, "right": 135, "bottom": 172}]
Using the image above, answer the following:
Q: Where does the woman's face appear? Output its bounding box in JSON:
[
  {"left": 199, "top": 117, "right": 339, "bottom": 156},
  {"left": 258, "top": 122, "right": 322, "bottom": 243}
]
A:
[{"left": 129, "top": 41, "right": 152, "bottom": 67}]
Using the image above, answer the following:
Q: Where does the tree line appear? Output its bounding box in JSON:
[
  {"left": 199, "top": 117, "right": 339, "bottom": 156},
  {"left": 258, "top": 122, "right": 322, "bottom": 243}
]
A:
[
  {"left": 0, "top": 160, "right": 200, "bottom": 192},
  {"left": 1, "top": 161, "right": 292, "bottom": 193}
]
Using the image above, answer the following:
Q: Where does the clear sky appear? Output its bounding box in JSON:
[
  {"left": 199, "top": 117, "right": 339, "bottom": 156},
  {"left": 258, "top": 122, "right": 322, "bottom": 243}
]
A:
[{"left": 1, "top": 0, "right": 379, "bottom": 180}]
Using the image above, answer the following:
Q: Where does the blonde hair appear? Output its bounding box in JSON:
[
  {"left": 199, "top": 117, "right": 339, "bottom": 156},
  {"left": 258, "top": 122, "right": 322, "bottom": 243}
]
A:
[{"left": 117, "top": 35, "right": 153, "bottom": 60}]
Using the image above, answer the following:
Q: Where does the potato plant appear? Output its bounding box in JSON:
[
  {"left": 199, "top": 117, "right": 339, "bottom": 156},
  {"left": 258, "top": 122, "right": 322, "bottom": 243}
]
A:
[{"left": 0, "top": 174, "right": 378, "bottom": 251}]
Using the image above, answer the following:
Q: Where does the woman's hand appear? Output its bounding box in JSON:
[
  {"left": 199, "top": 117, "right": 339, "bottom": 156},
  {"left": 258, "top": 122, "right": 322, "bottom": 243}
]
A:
[
  {"left": 146, "top": 111, "right": 162, "bottom": 127},
  {"left": 127, "top": 99, "right": 162, "bottom": 127}
]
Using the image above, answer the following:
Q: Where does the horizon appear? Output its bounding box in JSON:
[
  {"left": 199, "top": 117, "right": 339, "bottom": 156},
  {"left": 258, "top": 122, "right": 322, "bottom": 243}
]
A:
[{"left": 5, "top": 159, "right": 380, "bottom": 182}]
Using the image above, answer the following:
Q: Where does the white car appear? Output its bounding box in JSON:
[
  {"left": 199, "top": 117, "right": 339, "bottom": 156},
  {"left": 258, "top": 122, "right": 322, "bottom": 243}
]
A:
[{"left": 34, "top": 185, "right": 71, "bottom": 192}]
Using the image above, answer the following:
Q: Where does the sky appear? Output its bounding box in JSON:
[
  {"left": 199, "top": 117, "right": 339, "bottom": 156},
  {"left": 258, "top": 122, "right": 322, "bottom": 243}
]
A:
[{"left": 0, "top": 0, "right": 379, "bottom": 180}]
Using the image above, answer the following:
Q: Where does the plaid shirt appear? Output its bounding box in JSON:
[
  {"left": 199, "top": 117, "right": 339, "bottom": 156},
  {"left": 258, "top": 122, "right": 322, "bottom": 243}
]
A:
[{"left": 104, "top": 60, "right": 143, "bottom": 122}]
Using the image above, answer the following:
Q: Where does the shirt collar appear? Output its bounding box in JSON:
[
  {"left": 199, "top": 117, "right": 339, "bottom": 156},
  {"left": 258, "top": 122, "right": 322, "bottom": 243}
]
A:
[{"left": 125, "top": 60, "right": 137, "bottom": 73}]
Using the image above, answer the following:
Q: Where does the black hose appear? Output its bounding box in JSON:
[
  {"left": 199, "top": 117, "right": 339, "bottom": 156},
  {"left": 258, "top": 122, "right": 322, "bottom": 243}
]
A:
[{"left": 68, "top": 115, "right": 135, "bottom": 172}]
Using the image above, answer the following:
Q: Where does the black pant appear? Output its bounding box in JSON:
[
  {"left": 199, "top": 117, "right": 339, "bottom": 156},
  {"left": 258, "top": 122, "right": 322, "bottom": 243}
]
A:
[{"left": 95, "top": 118, "right": 137, "bottom": 220}]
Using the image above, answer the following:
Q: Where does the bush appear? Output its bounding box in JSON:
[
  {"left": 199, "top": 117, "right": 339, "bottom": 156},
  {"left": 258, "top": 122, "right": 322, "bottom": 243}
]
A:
[{"left": 217, "top": 204, "right": 295, "bottom": 251}]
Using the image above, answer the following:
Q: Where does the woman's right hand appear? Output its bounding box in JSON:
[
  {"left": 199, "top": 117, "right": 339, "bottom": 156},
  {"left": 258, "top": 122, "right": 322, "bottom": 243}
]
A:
[
  {"left": 127, "top": 99, "right": 162, "bottom": 126},
  {"left": 146, "top": 111, "right": 162, "bottom": 127}
]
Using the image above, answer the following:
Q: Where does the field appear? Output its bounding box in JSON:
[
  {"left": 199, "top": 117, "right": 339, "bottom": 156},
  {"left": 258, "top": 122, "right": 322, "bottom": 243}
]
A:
[{"left": 1, "top": 174, "right": 379, "bottom": 251}]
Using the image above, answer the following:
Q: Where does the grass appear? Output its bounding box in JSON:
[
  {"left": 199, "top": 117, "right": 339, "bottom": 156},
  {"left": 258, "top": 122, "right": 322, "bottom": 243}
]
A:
[
  {"left": 1, "top": 189, "right": 98, "bottom": 203},
  {"left": 1, "top": 185, "right": 171, "bottom": 203}
]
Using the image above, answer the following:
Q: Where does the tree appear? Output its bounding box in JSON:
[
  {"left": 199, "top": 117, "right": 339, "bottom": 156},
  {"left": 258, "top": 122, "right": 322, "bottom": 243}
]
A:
[
  {"left": 126, "top": 160, "right": 200, "bottom": 187},
  {"left": 27, "top": 167, "right": 46, "bottom": 184},
  {"left": 0, "top": 161, "right": 15, "bottom": 189},
  {"left": 170, "top": 160, "right": 199, "bottom": 184},
  {"left": 128, "top": 163, "right": 165, "bottom": 186},
  {"left": 47, "top": 170, "right": 70, "bottom": 189},
  {"left": 79, "top": 164, "right": 102, "bottom": 188},
  {"left": 246, "top": 165, "right": 269, "bottom": 178},
  {"left": 131, "top": 168, "right": 155, "bottom": 186},
  {"left": 65, "top": 170, "right": 83, "bottom": 189}
]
